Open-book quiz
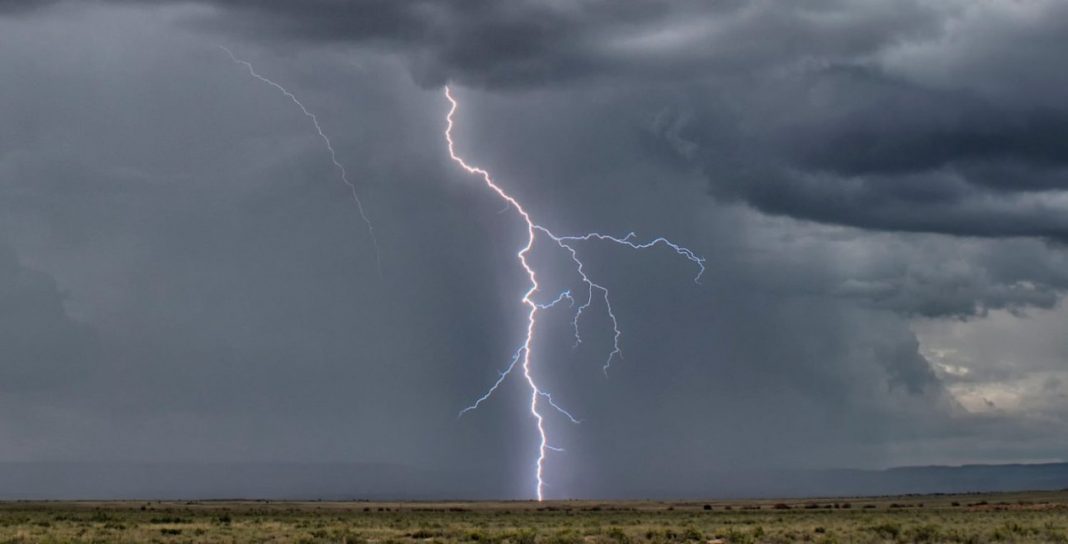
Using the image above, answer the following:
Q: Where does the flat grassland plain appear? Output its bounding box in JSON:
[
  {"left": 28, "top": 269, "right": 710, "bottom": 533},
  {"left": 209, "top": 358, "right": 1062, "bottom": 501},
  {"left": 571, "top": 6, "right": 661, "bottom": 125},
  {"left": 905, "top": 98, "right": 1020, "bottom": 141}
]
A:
[{"left": 1, "top": 491, "right": 1066, "bottom": 543}]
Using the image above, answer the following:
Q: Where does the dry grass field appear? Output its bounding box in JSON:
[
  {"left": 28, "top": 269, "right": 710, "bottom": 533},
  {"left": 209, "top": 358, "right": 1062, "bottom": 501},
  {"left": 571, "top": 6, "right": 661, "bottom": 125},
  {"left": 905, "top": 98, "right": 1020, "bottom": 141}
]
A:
[{"left": 1, "top": 490, "right": 1067, "bottom": 543}]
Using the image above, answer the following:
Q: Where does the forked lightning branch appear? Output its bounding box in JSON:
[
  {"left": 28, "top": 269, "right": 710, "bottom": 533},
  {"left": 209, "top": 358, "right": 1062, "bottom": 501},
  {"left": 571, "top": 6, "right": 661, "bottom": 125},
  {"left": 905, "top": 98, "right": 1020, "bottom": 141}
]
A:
[{"left": 444, "top": 87, "right": 704, "bottom": 500}]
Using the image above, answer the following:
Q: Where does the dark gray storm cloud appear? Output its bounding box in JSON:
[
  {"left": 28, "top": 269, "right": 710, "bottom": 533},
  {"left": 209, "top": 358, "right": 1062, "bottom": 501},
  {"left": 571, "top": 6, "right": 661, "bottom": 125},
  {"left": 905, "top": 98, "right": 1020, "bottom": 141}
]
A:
[
  {"left": 0, "top": 0, "right": 58, "bottom": 14},
  {"left": 1, "top": 1, "right": 1067, "bottom": 498},
  {"left": 7, "top": 0, "right": 1067, "bottom": 243},
  {"left": 52, "top": 0, "right": 1068, "bottom": 243}
]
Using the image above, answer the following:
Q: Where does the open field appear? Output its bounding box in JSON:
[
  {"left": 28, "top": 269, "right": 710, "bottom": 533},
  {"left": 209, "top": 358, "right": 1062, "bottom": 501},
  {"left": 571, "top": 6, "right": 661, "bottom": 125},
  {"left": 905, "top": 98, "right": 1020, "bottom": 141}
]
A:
[{"left": 1, "top": 490, "right": 1067, "bottom": 543}]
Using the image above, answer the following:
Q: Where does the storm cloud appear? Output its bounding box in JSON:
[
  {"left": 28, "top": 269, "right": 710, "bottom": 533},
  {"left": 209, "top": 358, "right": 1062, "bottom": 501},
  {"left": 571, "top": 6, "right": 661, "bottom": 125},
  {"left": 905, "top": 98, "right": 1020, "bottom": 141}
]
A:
[
  {"left": 57, "top": 0, "right": 1068, "bottom": 244},
  {"left": 1, "top": 1, "right": 1067, "bottom": 498}
]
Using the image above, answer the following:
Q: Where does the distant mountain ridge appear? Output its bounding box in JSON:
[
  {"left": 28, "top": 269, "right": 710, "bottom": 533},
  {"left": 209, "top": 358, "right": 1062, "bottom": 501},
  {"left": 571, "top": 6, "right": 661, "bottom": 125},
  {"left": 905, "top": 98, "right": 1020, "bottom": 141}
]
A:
[
  {"left": 749, "top": 462, "right": 1068, "bottom": 498},
  {"left": 0, "top": 461, "right": 1064, "bottom": 500},
  {"left": 876, "top": 462, "right": 1068, "bottom": 495}
]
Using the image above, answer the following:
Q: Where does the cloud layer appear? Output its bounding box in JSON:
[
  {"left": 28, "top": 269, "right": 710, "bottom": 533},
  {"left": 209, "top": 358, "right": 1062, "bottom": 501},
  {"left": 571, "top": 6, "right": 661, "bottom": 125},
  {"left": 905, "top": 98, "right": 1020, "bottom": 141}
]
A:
[{"left": 1, "top": 1, "right": 1066, "bottom": 497}]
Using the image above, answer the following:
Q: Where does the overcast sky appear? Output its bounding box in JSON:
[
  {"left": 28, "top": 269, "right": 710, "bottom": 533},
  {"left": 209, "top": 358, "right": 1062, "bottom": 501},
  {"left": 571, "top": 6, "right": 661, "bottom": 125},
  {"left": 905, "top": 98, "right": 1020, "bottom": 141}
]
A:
[{"left": 1, "top": 0, "right": 1067, "bottom": 499}]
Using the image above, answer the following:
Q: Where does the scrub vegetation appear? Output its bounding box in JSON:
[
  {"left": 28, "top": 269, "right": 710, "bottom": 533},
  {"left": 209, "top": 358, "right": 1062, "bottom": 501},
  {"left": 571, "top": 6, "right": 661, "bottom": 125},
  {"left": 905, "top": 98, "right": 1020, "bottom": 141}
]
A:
[{"left": 1, "top": 490, "right": 1066, "bottom": 543}]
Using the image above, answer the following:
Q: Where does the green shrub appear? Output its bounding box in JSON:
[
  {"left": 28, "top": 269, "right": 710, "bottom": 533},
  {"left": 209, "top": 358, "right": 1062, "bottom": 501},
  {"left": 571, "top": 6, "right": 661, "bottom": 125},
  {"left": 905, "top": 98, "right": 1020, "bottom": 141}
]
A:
[
  {"left": 909, "top": 524, "right": 941, "bottom": 542},
  {"left": 868, "top": 522, "right": 902, "bottom": 539}
]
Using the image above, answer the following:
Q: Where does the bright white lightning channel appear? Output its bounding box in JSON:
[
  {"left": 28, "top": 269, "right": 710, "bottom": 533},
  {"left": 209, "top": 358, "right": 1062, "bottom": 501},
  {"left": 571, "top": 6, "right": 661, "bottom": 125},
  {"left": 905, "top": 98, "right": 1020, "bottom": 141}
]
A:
[
  {"left": 221, "top": 47, "right": 381, "bottom": 275},
  {"left": 444, "top": 87, "right": 705, "bottom": 500}
]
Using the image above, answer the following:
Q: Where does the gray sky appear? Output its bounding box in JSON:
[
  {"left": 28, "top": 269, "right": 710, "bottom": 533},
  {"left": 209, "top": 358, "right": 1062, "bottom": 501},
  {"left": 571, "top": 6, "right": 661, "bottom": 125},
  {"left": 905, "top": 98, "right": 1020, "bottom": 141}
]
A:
[{"left": 1, "top": 0, "right": 1067, "bottom": 499}]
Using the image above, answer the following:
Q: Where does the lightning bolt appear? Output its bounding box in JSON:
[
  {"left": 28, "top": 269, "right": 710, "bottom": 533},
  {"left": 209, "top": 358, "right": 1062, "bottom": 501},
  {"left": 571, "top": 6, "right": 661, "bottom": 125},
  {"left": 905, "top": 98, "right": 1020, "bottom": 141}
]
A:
[
  {"left": 444, "top": 87, "right": 705, "bottom": 500},
  {"left": 221, "top": 46, "right": 382, "bottom": 276}
]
